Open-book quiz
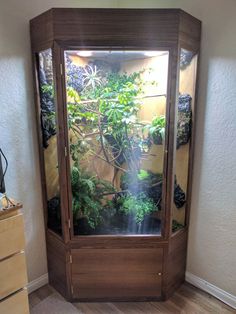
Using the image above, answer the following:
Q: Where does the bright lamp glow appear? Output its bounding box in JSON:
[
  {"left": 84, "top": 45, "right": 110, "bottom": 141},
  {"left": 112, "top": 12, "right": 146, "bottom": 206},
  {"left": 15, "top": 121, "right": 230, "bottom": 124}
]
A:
[
  {"left": 144, "top": 51, "right": 160, "bottom": 57},
  {"left": 77, "top": 51, "right": 93, "bottom": 57}
]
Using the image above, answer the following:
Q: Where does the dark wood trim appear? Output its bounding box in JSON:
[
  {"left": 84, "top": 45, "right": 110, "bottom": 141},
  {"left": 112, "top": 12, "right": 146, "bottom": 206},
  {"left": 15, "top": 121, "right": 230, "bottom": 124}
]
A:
[
  {"left": 57, "top": 46, "right": 74, "bottom": 240},
  {"left": 162, "top": 228, "right": 188, "bottom": 299},
  {"left": 52, "top": 42, "right": 70, "bottom": 243},
  {"left": 163, "top": 46, "right": 179, "bottom": 238},
  {"left": 183, "top": 46, "right": 201, "bottom": 228},
  {"left": 69, "top": 236, "right": 168, "bottom": 249},
  {"left": 46, "top": 231, "right": 69, "bottom": 298},
  {"left": 31, "top": 52, "right": 48, "bottom": 229}
]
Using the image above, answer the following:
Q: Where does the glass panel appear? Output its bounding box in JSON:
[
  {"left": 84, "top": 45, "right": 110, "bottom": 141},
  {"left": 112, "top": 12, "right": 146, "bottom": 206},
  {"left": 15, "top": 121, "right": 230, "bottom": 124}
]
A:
[
  {"left": 64, "top": 50, "right": 169, "bottom": 235},
  {"left": 38, "top": 49, "right": 62, "bottom": 235},
  {"left": 172, "top": 48, "right": 198, "bottom": 233}
]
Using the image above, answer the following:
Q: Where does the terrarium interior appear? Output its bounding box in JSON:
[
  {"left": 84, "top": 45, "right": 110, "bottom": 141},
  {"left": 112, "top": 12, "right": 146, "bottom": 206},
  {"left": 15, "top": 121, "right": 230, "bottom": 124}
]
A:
[{"left": 39, "top": 49, "right": 196, "bottom": 236}]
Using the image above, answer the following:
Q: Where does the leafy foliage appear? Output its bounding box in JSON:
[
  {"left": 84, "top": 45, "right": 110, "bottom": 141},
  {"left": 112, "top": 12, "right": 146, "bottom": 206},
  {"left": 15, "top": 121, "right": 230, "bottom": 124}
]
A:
[
  {"left": 83, "top": 65, "right": 103, "bottom": 90},
  {"left": 39, "top": 83, "right": 56, "bottom": 148},
  {"left": 71, "top": 164, "right": 114, "bottom": 229},
  {"left": 149, "top": 115, "right": 166, "bottom": 145},
  {"left": 137, "top": 169, "right": 150, "bottom": 180},
  {"left": 120, "top": 170, "right": 162, "bottom": 200},
  {"left": 69, "top": 127, "right": 115, "bottom": 229},
  {"left": 66, "top": 69, "right": 149, "bottom": 173},
  {"left": 64, "top": 58, "right": 165, "bottom": 230},
  {"left": 119, "top": 193, "right": 157, "bottom": 224},
  {"left": 172, "top": 219, "right": 184, "bottom": 232}
]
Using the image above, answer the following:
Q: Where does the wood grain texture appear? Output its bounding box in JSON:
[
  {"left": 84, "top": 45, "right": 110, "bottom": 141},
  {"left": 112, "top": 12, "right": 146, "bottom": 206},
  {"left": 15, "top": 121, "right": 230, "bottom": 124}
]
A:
[
  {"left": 72, "top": 248, "right": 163, "bottom": 273},
  {"left": 0, "top": 213, "right": 25, "bottom": 260},
  {"left": 46, "top": 231, "right": 69, "bottom": 299},
  {"left": 30, "top": 9, "right": 182, "bottom": 50},
  {"left": 30, "top": 9, "right": 53, "bottom": 52},
  {"left": 70, "top": 236, "right": 168, "bottom": 249},
  {"left": 0, "top": 289, "right": 29, "bottom": 314},
  {"left": 179, "top": 10, "right": 201, "bottom": 52},
  {"left": 72, "top": 273, "right": 162, "bottom": 301},
  {"left": 0, "top": 252, "right": 28, "bottom": 299},
  {"left": 162, "top": 229, "right": 188, "bottom": 299},
  {"left": 52, "top": 42, "right": 71, "bottom": 243},
  {"left": 71, "top": 248, "right": 163, "bottom": 300}
]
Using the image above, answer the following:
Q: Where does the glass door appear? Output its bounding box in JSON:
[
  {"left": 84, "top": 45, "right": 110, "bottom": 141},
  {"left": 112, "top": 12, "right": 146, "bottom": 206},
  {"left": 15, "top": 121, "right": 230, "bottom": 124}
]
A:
[
  {"left": 63, "top": 49, "right": 170, "bottom": 236},
  {"left": 37, "top": 49, "right": 62, "bottom": 236}
]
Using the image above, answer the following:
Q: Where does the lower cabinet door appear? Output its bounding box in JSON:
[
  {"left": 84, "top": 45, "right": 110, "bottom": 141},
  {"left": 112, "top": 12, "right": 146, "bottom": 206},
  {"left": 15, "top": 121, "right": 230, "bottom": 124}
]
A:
[{"left": 71, "top": 248, "right": 163, "bottom": 300}]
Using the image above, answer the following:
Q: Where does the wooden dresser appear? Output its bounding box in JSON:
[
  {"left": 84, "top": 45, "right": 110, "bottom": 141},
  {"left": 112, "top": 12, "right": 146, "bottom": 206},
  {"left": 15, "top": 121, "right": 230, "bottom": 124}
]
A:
[{"left": 0, "top": 203, "right": 30, "bottom": 314}]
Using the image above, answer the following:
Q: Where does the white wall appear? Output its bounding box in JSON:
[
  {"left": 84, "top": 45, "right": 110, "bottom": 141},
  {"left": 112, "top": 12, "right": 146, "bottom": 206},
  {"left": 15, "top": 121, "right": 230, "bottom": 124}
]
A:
[{"left": 0, "top": 0, "right": 236, "bottom": 296}]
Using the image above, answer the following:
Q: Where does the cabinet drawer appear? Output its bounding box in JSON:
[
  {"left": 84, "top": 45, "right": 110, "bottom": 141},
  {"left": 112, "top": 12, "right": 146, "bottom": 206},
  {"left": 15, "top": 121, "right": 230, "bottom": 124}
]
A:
[
  {"left": 0, "top": 214, "right": 25, "bottom": 260},
  {"left": 0, "top": 289, "right": 29, "bottom": 314},
  {"left": 0, "top": 252, "right": 28, "bottom": 299}
]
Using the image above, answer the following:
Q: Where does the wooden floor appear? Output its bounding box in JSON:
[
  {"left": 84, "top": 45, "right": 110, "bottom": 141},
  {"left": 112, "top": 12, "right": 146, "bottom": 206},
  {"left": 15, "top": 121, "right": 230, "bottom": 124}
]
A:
[{"left": 29, "top": 282, "right": 236, "bottom": 314}]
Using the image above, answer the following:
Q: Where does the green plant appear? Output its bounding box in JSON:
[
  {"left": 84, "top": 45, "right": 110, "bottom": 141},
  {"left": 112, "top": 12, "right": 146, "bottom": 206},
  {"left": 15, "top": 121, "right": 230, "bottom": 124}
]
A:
[
  {"left": 172, "top": 219, "right": 184, "bottom": 232},
  {"left": 71, "top": 164, "right": 114, "bottom": 229},
  {"left": 65, "top": 65, "right": 162, "bottom": 229},
  {"left": 119, "top": 193, "right": 157, "bottom": 224},
  {"left": 83, "top": 65, "right": 103, "bottom": 90},
  {"left": 149, "top": 115, "right": 166, "bottom": 145},
  {"left": 66, "top": 70, "right": 149, "bottom": 175},
  {"left": 137, "top": 169, "right": 150, "bottom": 180},
  {"left": 70, "top": 136, "right": 115, "bottom": 229}
]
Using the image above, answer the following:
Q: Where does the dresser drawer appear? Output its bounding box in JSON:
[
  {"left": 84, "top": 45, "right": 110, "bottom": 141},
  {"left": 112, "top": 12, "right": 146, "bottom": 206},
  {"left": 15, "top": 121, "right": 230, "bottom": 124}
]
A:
[
  {"left": 0, "top": 252, "right": 28, "bottom": 299},
  {"left": 0, "top": 289, "right": 29, "bottom": 314},
  {"left": 0, "top": 214, "right": 25, "bottom": 260}
]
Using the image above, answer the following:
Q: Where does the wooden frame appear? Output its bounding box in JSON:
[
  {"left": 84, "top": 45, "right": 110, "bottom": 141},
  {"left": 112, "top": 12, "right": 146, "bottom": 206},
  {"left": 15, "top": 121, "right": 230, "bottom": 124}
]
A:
[{"left": 30, "top": 8, "right": 201, "bottom": 301}]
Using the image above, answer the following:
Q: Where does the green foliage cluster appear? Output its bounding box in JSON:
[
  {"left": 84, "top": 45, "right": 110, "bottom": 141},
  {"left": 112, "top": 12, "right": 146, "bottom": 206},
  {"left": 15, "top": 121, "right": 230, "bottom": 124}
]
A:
[
  {"left": 118, "top": 192, "right": 157, "bottom": 224},
  {"left": 149, "top": 115, "right": 166, "bottom": 145},
  {"left": 67, "top": 70, "right": 149, "bottom": 172},
  {"left": 41, "top": 84, "right": 54, "bottom": 98},
  {"left": 65, "top": 63, "right": 163, "bottom": 229},
  {"left": 119, "top": 169, "right": 162, "bottom": 224},
  {"left": 70, "top": 136, "right": 114, "bottom": 229},
  {"left": 121, "top": 169, "right": 162, "bottom": 193},
  {"left": 71, "top": 164, "right": 114, "bottom": 229},
  {"left": 172, "top": 219, "right": 184, "bottom": 232}
]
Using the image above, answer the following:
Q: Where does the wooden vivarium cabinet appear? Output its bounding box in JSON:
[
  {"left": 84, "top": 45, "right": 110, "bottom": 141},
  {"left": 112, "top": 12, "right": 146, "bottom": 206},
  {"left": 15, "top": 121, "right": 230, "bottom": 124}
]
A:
[{"left": 30, "top": 8, "right": 201, "bottom": 301}]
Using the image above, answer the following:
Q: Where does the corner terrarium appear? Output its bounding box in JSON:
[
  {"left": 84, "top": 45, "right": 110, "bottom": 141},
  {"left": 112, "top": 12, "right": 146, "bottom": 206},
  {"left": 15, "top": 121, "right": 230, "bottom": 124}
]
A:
[{"left": 31, "top": 8, "right": 201, "bottom": 301}]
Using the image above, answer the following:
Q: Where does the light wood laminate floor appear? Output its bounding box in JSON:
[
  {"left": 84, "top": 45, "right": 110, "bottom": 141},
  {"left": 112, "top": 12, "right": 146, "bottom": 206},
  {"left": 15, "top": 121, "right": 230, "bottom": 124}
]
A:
[{"left": 29, "top": 282, "right": 236, "bottom": 313}]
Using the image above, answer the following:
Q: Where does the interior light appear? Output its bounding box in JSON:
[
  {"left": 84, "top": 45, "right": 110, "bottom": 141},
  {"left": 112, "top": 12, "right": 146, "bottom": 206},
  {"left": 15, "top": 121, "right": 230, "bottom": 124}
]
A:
[
  {"left": 77, "top": 51, "right": 93, "bottom": 57},
  {"left": 144, "top": 51, "right": 159, "bottom": 57}
]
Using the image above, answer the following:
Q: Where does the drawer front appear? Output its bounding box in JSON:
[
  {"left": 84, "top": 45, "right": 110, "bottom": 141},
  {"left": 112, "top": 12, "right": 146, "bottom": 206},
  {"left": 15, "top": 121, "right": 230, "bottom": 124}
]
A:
[
  {"left": 0, "top": 289, "right": 29, "bottom": 314},
  {"left": 0, "top": 214, "right": 25, "bottom": 260},
  {"left": 0, "top": 252, "right": 28, "bottom": 299},
  {"left": 71, "top": 248, "right": 163, "bottom": 300}
]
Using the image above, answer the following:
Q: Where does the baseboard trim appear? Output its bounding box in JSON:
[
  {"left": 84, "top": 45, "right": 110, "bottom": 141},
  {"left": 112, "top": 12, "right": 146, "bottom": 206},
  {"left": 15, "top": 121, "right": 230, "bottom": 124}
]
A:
[
  {"left": 27, "top": 273, "right": 49, "bottom": 294},
  {"left": 186, "top": 271, "right": 236, "bottom": 309}
]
